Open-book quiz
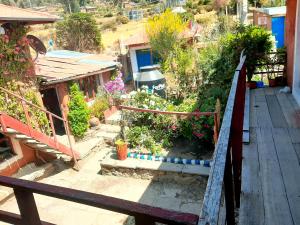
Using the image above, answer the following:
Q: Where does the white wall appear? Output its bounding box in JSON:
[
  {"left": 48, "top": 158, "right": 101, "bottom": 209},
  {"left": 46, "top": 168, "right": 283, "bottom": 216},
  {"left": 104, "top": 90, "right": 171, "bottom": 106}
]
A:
[
  {"left": 128, "top": 44, "right": 151, "bottom": 80},
  {"left": 292, "top": 0, "right": 300, "bottom": 104}
]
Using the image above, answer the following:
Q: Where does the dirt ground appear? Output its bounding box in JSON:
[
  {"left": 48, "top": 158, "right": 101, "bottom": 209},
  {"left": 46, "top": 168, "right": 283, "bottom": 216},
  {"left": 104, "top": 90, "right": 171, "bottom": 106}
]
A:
[{"left": 0, "top": 144, "right": 207, "bottom": 225}]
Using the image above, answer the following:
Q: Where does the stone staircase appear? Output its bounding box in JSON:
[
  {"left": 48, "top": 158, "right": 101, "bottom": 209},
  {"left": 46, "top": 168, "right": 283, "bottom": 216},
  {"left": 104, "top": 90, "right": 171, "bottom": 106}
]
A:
[{"left": 1, "top": 127, "right": 72, "bottom": 160}]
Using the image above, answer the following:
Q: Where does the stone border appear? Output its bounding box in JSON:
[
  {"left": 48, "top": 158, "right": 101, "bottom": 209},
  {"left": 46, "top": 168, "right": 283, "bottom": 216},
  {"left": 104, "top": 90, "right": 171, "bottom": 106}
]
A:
[
  {"left": 100, "top": 158, "right": 210, "bottom": 179},
  {"left": 127, "top": 152, "right": 212, "bottom": 167}
]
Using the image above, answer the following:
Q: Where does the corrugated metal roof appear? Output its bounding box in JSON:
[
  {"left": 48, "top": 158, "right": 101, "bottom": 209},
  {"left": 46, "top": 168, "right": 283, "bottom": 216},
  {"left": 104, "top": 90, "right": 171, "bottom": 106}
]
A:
[
  {"left": 0, "top": 4, "right": 59, "bottom": 24},
  {"left": 123, "top": 27, "right": 199, "bottom": 47},
  {"left": 255, "top": 6, "right": 286, "bottom": 16},
  {"left": 36, "top": 50, "right": 119, "bottom": 85}
]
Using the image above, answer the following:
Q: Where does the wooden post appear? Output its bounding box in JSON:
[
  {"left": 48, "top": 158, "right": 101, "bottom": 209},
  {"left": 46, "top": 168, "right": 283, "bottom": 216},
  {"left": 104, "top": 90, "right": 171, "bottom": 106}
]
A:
[
  {"left": 48, "top": 114, "right": 58, "bottom": 148},
  {"left": 21, "top": 100, "right": 32, "bottom": 136},
  {"left": 14, "top": 188, "right": 42, "bottom": 225},
  {"left": 231, "top": 65, "right": 246, "bottom": 208},
  {"left": 0, "top": 114, "right": 7, "bottom": 132},
  {"left": 63, "top": 119, "right": 80, "bottom": 171},
  {"left": 135, "top": 216, "right": 155, "bottom": 225},
  {"left": 213, "top": 99, "right": 221, "bottom": 144},
  {"left": 224, "top": 145, "right": 235, "bottom": 225}
]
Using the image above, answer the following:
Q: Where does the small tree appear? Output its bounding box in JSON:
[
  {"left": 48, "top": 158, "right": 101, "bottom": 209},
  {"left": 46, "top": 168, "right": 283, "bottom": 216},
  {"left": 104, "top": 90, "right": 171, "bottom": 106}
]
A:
[
  {"left": 56, "top": 13, "right": 102, "bottom": 52},
  {"left": 146, "top": 9, "right": 186, "bottom": 62},
  {"left": 59, "top": 0, "right": 80, "bottom": 13},
  {"left": 68, "top": 83, "right": 90, "bottom": 138}
]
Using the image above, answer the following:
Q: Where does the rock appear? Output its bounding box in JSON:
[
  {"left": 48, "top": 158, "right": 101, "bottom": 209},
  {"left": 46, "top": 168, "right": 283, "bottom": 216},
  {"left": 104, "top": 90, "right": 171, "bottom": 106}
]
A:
[{"left": 89, "top": 117, "right": 100, "bottom": 127}]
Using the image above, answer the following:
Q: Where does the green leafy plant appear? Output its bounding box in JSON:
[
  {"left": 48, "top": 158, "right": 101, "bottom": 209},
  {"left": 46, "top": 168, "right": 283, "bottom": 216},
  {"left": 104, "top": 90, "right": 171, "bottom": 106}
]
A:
[
  {"left": 0, "top": 23, "right": 34, "bottom": 80},
  {"left": 68, "top": 83, "right": 90, "bottom": 138},
  {"left": 56, "top": 12, "right": 102, "bottom": 52},
  {"left": 0, "top": 79, "right": 51, "bottom": 135},
  {"left": 90, "top": 96, "right": 109, "bottom": 121}
]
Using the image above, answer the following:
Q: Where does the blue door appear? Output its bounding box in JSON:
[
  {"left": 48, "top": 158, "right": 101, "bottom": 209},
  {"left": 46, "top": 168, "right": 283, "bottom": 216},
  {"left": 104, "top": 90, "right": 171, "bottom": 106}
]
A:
[
  {"left": 136, "top": 49, "right": 152, "bottom": 71},
  {"left": 272, "top": 16, "right": 285, "bottom": 48}
]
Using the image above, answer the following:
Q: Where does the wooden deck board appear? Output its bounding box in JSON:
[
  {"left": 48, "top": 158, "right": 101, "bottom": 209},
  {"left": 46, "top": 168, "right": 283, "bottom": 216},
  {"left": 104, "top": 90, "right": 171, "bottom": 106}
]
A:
[
  {"left": 277, "top": 93, "right": 300, "bottom": 128},
  {"left": 253, "top": 92, "right": 273, "bottom": 128},
  {"left": 240, "top": 129, "right": 264, "bottom": 225},
  {"left": 293, "top": 144, "right": 300, "bottom": 164},
  {"left": 272, "top": 128, "right": 300, "bottom": 225},
  {"left": 240, "top": 88, "right": 300, "bottom": 225},
  {"left": 256, "top": 128, "right": 294, "bottom": 225},
  {"left": 266, "top": 95, "right": 288, "bottom": 128},
  {"left": 250, "top": 88, "right": 258, "bottom": 128}
]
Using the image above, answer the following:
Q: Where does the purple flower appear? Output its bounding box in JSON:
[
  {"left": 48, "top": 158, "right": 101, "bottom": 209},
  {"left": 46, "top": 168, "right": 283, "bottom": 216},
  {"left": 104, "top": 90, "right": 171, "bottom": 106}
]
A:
[{"left": 105, "top": 72, "right": 125, "bottom": 95}]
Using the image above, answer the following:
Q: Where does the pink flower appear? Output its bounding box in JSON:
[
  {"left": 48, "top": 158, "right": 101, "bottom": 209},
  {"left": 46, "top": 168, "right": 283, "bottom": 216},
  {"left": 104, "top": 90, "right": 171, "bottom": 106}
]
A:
[
  {"left": 193, "top": 132, "right": 204, "bottom": 138},
  {"left": 203, "top": 124, "right": 210, "bottom": 128},
  {"left": 171, "top": 125, "right": 177, "bottom": 131}
]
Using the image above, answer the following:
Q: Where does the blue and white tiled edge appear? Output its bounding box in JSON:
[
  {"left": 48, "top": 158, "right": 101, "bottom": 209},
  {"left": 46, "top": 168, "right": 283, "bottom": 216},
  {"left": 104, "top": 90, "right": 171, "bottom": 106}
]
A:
[{"left": 127, "top": 153, "right": 212, "bottom": 167}]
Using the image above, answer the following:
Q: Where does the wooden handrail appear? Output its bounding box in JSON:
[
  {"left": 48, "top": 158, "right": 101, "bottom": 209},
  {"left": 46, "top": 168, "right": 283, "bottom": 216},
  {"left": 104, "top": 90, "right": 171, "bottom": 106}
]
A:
[
  {"left": 0, "top": 87, "right": 65, "bottom": 121},
  {"left": 199, "top": 54, "right": 247, "bottom": 225},
  {"left": 0, "top": 175, "right": 200, "bottom": 225},
  {"left": 0, "top": 87, "right": 79, "bottom": 166},
  {"left": 118, "top": 105, "right": 220, "bottom": 143},
  {"left": 118, "top": 105, "right": 216, "bottom": 116}
]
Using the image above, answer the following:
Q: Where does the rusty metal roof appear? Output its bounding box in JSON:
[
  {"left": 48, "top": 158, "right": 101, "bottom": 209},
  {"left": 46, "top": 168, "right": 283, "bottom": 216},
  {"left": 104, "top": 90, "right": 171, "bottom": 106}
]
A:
[
  {"left": 0, "top": 4, "right": 59, "bottom": 25},
  {"left": 36, "top": 50, "right": 119, "bottom": 85}
]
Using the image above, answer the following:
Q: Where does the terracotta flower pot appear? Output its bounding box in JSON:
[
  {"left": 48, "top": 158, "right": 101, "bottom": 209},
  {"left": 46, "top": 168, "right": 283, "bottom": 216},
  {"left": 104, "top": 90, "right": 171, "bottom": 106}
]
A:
[
  {"left": 116, "top": 143, "right": 127, "bottom": 160},
  {"left": 247, "top": 81, "right": 257, "bottom": 89},
  {"left": 268, "top": 78, "right": 277, "bottom": 87}
]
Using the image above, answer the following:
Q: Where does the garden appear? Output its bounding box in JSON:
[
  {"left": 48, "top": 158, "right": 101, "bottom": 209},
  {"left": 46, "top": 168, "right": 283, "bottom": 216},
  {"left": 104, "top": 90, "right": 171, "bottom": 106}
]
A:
[{"left": 98, "top": 11, "right": 274, "bottom": 162}]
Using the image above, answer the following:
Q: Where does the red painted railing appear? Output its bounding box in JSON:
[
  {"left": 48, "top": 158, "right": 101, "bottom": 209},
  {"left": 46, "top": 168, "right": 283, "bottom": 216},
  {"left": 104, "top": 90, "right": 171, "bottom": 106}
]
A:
[
  {"left": 0, "top": 87, "right": 79, "bottom": 165},
  {"left": 118, "top": 103, "right": 221, "bottom": 144},
  {"left": 0, "top": 175, "right": 200, "bottom": 225},
  {"left": 199, "top": 54, "right": 247, "bottom": 225}
]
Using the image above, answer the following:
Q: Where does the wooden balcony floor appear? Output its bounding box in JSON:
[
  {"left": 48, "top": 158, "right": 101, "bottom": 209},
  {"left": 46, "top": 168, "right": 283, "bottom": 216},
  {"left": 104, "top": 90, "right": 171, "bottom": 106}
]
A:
[{"left": 240, "top": 87, "right": 300, "bottom": 225}]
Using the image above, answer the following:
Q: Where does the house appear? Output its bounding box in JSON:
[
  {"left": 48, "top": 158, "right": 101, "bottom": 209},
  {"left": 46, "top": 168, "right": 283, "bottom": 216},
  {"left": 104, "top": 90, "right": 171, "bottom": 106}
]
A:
[
  {"left": 253, "top": 6, "right": 286, "bottom": 48},
  {"left": 36, "top": 50, "right": 119, "bottom": 132},
  {"left": 0, "top": 4, "right": 60, "bottom": 176},
  {"left": 122, "top": 27, "right": 199, "bottom": 79}
]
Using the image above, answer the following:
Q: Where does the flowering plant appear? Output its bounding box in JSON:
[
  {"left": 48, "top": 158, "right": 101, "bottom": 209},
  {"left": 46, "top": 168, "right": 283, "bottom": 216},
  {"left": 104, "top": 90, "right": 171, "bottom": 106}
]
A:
[
  {"left": 104, "top": 72, "right": 125, "bottom": 98},
  {"left": 0, "top": 23, "right": 34, "bottom": 80}
]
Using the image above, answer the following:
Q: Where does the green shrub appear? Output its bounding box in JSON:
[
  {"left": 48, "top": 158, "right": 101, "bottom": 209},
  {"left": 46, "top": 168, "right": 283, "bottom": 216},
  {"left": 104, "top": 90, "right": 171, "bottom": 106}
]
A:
[
  {"left": 104, "top": 12, "right": 113, "bottom": 17},
  {"left": 68, "top": 83, "right": 90, "bottom": 138},
  {"left": 56, "top": 13, "right": 102, "bottom": 52},
  {"left": 116, "top": 15, "right": 129, "bottom": 24},
  {"left": 101, "top": 20, "right": 117, "bottom": 31},
  {"left": 90, "top": 96, "right": 109, "bottom": 121}
]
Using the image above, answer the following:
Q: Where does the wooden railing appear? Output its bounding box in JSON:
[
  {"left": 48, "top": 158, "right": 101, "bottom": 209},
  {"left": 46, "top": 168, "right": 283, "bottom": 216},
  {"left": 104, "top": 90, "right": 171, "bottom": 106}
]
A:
[
  {"left": 254, "top": 51, "right": 287, "bottom": 76},
  {"left": 118, "top": 103, "right": 221, "bottom": 144},
  {"left": 0, "top": 87, "right": 79, "bottom": 167},
  {"left": 0, "top": 175, "right": 199, "bottom": 225},
  {"left": 199, "top": 54, "right": 247, "bottom": 225}
]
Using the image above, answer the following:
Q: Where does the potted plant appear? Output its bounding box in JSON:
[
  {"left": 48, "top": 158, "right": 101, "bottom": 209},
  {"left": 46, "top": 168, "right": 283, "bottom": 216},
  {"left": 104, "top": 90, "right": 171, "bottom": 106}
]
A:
[
  {"left": 246, "top": 66, "right": 257, "bottom": 89},
  {"left": 115, "top": 139, "right": 128, "bottom": 160},
  {"left": 268, "top": 72, "right": 277, "bottom": 87}
]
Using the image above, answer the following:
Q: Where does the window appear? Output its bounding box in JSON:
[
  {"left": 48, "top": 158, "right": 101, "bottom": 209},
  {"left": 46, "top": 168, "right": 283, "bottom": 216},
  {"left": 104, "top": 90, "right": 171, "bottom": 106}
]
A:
[{"left": 75, "top": 75, "right": 100, "bottom": 101}]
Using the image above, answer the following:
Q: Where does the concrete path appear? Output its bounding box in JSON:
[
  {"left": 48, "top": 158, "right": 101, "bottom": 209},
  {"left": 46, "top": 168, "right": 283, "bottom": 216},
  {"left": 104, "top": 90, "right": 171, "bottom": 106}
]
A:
[{"left": 0, "top": 144, "right": 206, "bottom": 225}]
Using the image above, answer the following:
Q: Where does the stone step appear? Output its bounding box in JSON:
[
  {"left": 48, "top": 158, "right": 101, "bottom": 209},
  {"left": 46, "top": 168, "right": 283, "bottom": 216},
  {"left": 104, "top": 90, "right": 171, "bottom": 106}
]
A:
[
  {"left": 1, "top": 128, "right": 18, "bottom": 134},
  {"left": 14, "top": 134, "right": 31, "bottom": 140},
  {"left": 99, "top": 124, "right": 121, "bottom": 133},
  {"left": 105, "top": 111, "right": 122, "bottom": 126},
  {"left": 26, "top": 139, "right": 40, "bottom": 144},
  {"left": 95, "top": 131, "right": 119, "bottom": 145}
]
